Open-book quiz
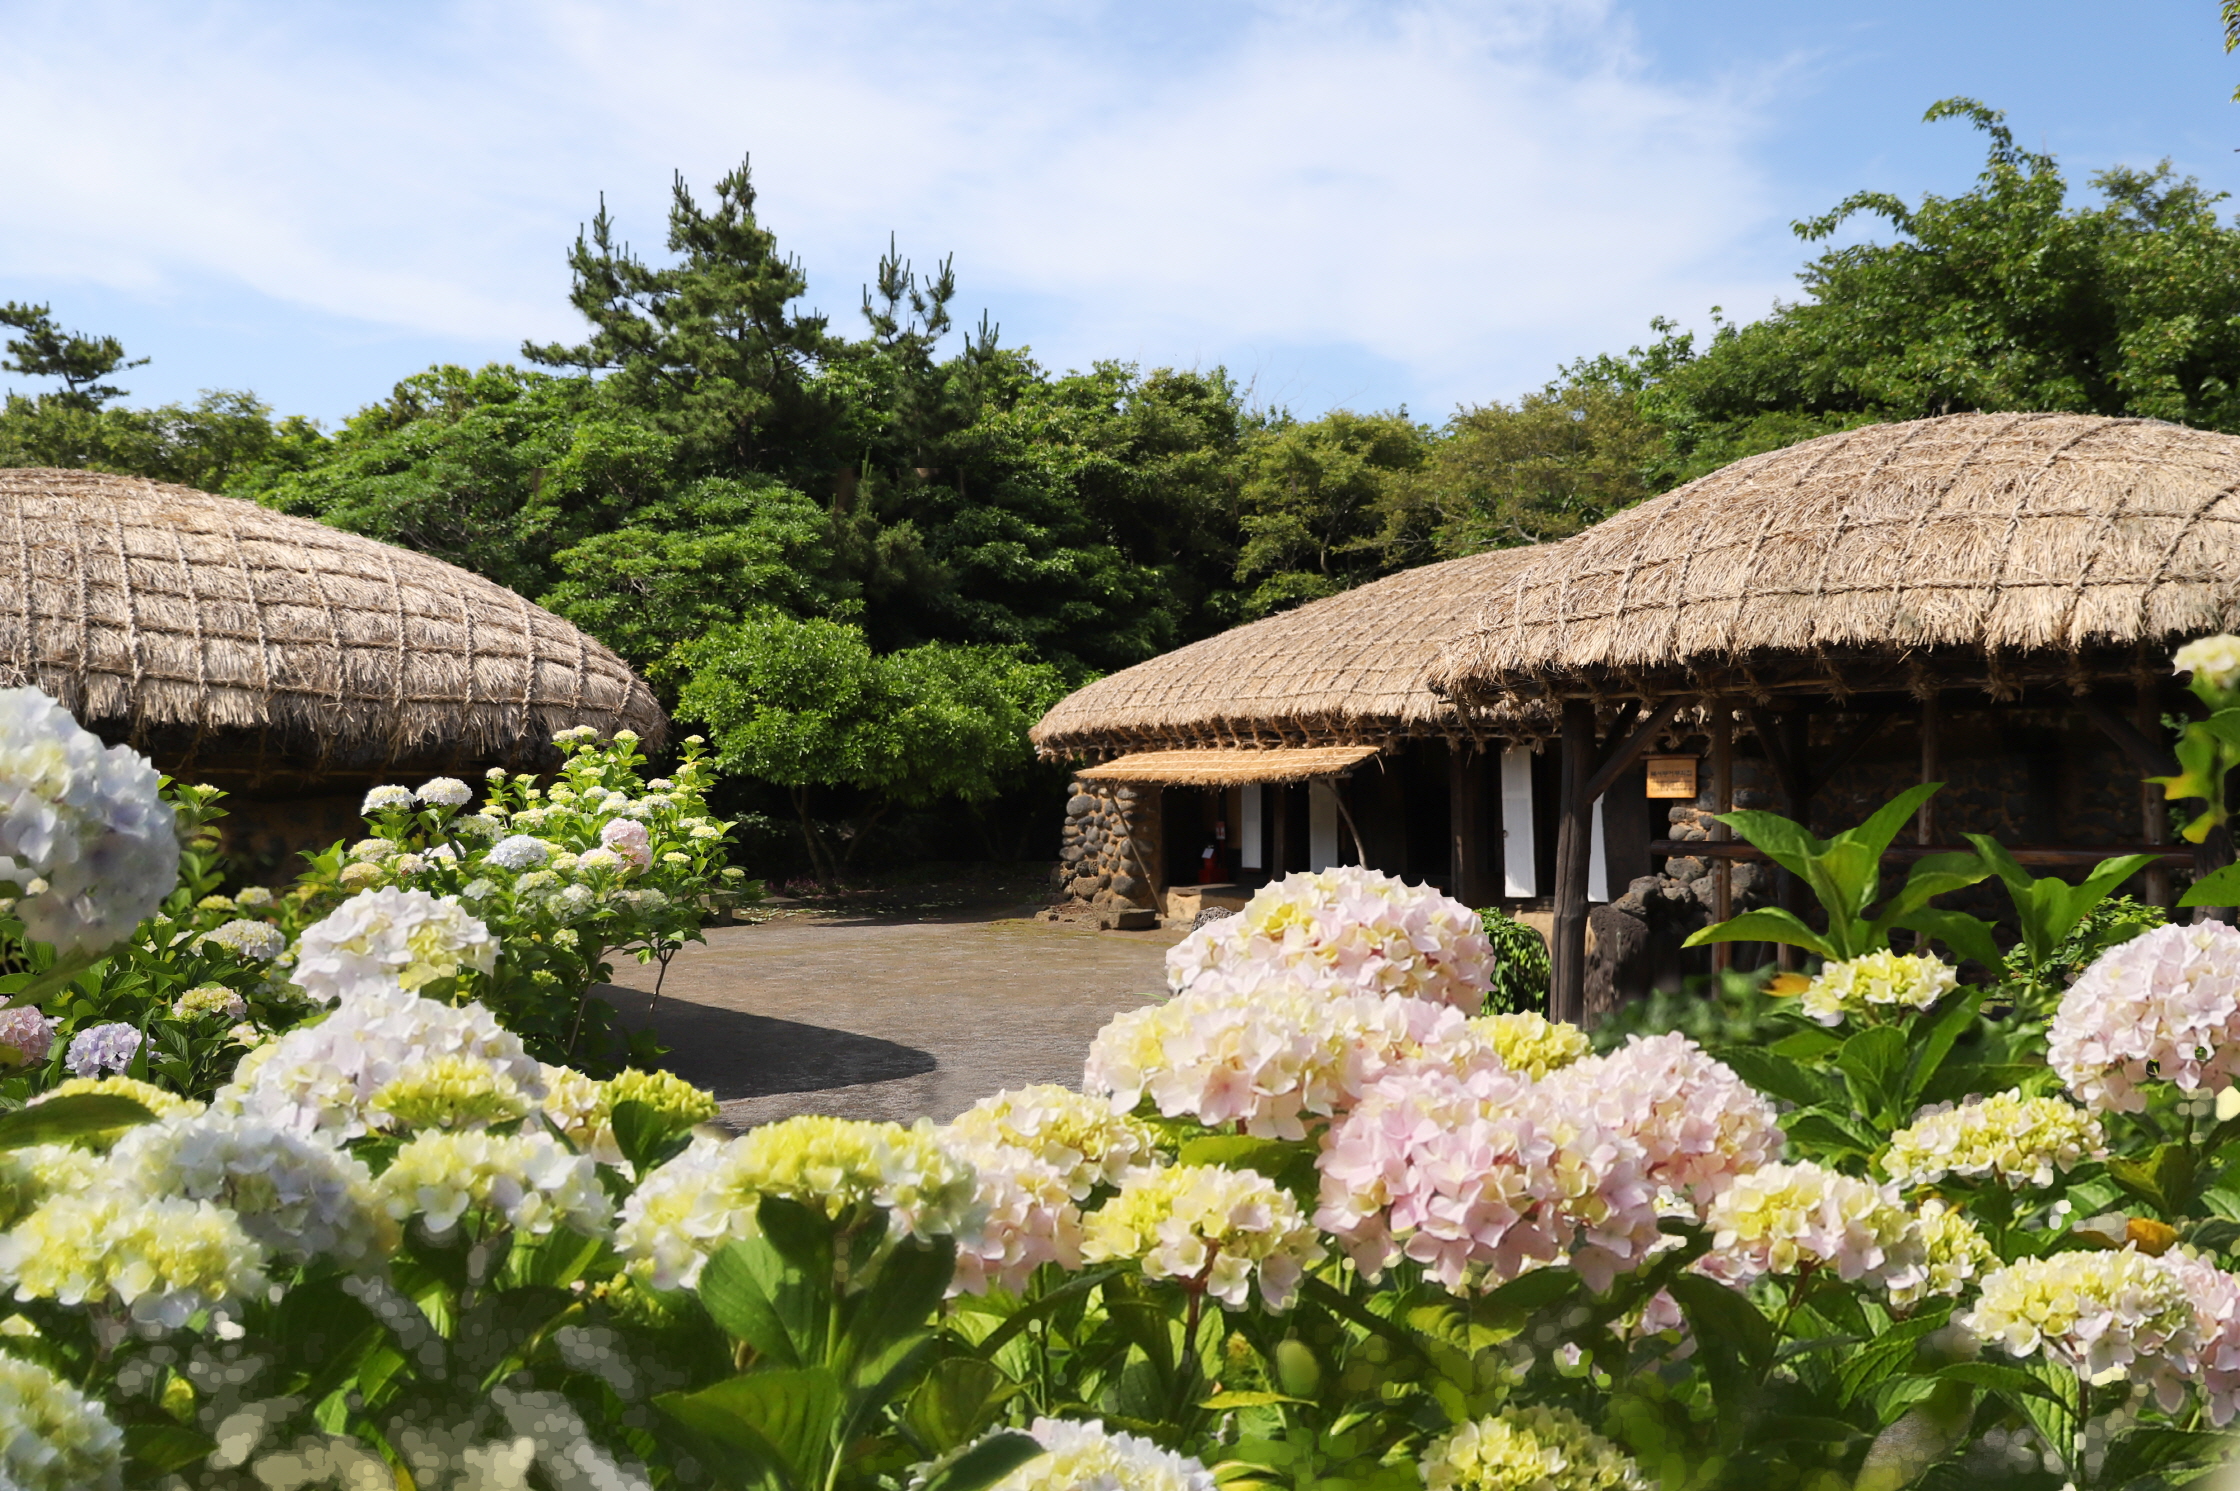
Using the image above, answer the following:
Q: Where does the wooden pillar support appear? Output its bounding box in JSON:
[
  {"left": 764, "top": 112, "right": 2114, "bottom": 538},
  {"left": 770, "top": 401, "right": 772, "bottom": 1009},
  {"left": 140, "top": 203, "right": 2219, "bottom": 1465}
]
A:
[
  {"left": 1449, "top": 745, "right": 1487, "bottom": 905},
  {"left": 1550, "top": 696, "right": 1687, "bottom": 1025},
  {"left": 2138, "top": 681, "right": 2173, "bottom": 910},
  {"left": 1709, "top": 706, "right": 1733, "bottom": 975},
  {"left": 1916, "top": 692, "right": 1940, "bottom": 847}
]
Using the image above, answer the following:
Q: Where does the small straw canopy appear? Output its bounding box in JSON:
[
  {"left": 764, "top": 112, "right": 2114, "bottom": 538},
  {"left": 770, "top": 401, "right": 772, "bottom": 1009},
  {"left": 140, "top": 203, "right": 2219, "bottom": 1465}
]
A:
[
  {"left": 1434, "top": 412, "right": 2240, "bottom": 702},
  {"left": 0, "top": 468, "right": 665, "bottom": 784},
  {"left": 1032, "top": 547, "right": 1547, "bottom": 757},
  {"left": 1074, "top": 745, "right": 1380, "bottom": 785}
]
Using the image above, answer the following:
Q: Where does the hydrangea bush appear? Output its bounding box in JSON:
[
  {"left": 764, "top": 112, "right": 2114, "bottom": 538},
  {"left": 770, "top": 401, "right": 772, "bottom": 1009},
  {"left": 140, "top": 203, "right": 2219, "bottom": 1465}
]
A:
[{"left": 17, "top": 661, "right": 2240, "bottom": 1489}]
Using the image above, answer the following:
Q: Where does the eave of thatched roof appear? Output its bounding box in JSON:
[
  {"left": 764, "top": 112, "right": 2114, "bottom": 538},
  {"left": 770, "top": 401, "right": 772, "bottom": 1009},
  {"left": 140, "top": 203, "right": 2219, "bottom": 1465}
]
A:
[
  {"left": 0, "top": 468, "right": 665, "bottom": 785},
  {"left": 1074, "top": 745, "right": 1382, "bottom": 785},
  {"left": 1032, "top": 547, "right": 1550, "bottom": 757},
  {"left": 1432, "top": 412, "right": 2240, "bottom": 704}
]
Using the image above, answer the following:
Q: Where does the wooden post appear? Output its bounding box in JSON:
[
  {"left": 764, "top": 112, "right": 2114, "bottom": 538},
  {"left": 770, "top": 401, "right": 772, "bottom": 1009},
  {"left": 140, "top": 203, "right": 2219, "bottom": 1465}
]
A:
[
  {"left": 1551, "top": 699, "right": 1597, "bottom": 1025},
  {"left": 2139, "top": 680, "right": 2172, "bottom": 910},
  {"left": 1917, "top": 692, "right": 1940, "bottom": 846},
  {"left": 1270, "top": 785, "right": 1289, "bottom": 877},
  {"left": 1449, "top": 744, "right": 1486, "bottom": 905},
  {"left": 1709, "top": 706, "right": 1733, "bottom": 975},
  {"left": 1779, "top": 709, "right": 1811, "bottom": 972}
]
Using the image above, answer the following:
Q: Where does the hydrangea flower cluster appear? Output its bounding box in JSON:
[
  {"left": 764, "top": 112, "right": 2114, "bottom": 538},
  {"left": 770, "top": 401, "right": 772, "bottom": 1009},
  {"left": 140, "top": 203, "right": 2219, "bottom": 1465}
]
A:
[
  {"left": 943, "top": 1133, "right": 1085, "bottom": 1295},
  {"left": 2162, "top": 1249, "right": 2240, "bottom": 1425},
  {"left": 947, "top": 1084, "right": 1159, "bottom": 1197},
  {"left": 2050, "top": 922, "right": 2240, "bottom": 1111},
  {"left": 0, "top": 1191, "right": 267, "bottom": 1330},
  {"left": 172, "top": 983, "right": 248, "bottom": 1021},
  {"left": 985, "top": 1418, "right": 1215, "bottom": 1491},
  {"left": 1164, "top": 866, "right": 1495, "bottom": 1011},
  {"left": 1882, "top": 1090, "right": 2104, "bottom": 1189},
  {"left": 1537, "top": 1033, "right": 1780, "bottom": 1207},
  {"left": 104, "top": 1109, "right": 390, "bottom": 1267},
  {"left": 1889, "top": 1200, "right": 1997, "bottom": 1310},
  {"left": 0, "top": 1002, "right": 54, "bottom": 1067},
  {"left": 370, "top": 1052, "right": 535, "bottom": 1131},
  {"left": 197, "top": 918, "right": 287, "bottom": 961},
  {"left": 1086, "top": 985, "right": 1467, "bottom": 1140},
  {"left": 615, "top": 1135, "right": 755, "bottom": 1289},
  {"left": 1799, "top": 950, "right": 1958, "bottom": 1027},
  {"left": 1082, "top": 1163, "right": 1323, "bottom": 1310},
  {"left": 0, "top": 1352, "right": 125, "bottom": 1491},
  {"left": 291, "top": 887, "right": 498, "bottom": 1006},
  {"left": 1315, "top": 1062, "right": 1660, "bottom": 1293},
  {"left": 1419, "top": 1406, "right": 1646, "bottom": 1491},
  {"left": 64, "top": 1022, "right": 140, "bottom": 1078},
  {"left": 376, "top": 1129, "right": 610, "bottom": 1241},
  {"left": 0, "top": 686, "right": 179, "bottom": 955},
  {"left": 2175, "top": 633, "right": 2240, "bottom": 696},
  {"left": 1698, "top": 1162, "right": 1923, "bottom": 1293},
  {"left": 1471, "top": 1011, "right": 1591, "bottom": 1079},
  {"left": 1963, "top": 1248, "right": 2199, "bottom": 1398}
]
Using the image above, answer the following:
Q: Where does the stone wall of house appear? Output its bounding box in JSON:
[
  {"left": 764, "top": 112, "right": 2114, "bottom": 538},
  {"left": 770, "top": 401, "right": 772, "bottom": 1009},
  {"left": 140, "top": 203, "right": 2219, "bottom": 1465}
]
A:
[{"left": 1057, "top": 779, "right": 1161, "bottom": 917}]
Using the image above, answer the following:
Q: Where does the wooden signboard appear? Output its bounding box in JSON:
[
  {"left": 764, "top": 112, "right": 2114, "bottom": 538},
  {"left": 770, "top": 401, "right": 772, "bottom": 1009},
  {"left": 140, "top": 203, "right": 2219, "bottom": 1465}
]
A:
[{"left": 1645, "top": 755, "right": 1700, "bottom": 799}]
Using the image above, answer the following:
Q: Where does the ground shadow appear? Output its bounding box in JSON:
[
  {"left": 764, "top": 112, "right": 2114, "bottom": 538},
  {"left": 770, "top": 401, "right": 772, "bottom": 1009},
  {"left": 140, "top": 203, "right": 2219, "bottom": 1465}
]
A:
[{"left": 599, "top": 987, "right": 938, "bottom": 1100}]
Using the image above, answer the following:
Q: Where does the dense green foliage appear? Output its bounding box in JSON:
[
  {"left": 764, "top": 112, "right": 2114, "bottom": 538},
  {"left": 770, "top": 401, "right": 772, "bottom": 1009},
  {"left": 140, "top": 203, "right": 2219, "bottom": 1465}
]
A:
[{"left": 17, "top": 102, "right": 2240, "bottom": 872}]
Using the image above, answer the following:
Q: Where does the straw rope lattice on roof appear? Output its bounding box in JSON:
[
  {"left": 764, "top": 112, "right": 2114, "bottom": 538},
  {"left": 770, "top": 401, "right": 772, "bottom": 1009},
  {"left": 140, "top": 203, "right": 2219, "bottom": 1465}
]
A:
[
  {"left": 0, "top": 469, "right": 665, "bottom": 783},
  {"left": 1032, "top": 546, "right": 1550, "bottom": 757},
  {"left": 1433, "top": 412, "right": 2240, "bottom": 703},
  {"left": 1074, "top": 745, "right": 1382, "bottom": 785}
]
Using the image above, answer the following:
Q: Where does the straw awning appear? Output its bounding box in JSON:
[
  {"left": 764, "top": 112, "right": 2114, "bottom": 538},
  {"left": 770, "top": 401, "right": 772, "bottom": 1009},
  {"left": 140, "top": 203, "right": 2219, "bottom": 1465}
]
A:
[{"left": 1073, "top": 746, "right": 1381, "bottom": 785}]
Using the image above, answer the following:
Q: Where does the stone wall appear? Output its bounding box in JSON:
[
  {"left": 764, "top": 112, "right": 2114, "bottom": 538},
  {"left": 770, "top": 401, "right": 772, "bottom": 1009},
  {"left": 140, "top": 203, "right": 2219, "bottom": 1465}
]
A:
[{"left": 1057, "top": 779, "right": 1162, "bottom": 919}]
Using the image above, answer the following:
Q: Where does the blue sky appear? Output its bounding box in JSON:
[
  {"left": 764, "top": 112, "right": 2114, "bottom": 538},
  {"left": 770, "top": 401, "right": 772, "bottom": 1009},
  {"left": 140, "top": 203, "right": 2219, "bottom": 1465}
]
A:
[{"left": 2, "top": 1, "right": 2235, "bottom": 427}]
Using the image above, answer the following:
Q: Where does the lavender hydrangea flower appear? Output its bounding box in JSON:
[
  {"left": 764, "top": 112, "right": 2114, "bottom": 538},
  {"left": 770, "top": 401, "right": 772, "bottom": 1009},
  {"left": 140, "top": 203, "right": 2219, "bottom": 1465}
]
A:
[{"left": 66, "top": 1022, "right": 142, "bottom": 1077}]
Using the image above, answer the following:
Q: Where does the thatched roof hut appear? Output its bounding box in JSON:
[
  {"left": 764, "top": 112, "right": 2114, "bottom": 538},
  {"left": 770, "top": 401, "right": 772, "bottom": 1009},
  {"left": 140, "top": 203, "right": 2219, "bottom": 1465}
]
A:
[
  {"left": 1033, "top": 546, "right": 1546, "bottom": 760},
  {"left": 1435, "top": 412, "right": 2240, "bottom": 703},
  {"left": 0, "top": 469, "right": 664, "bottom": 789}
]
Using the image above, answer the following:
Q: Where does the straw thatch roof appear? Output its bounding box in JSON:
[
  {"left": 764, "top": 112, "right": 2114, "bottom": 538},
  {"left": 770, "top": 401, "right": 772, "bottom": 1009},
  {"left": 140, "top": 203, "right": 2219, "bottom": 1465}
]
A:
[
  {"left": 0, "top": 468, "right": 665, "bottom": 786},
  {"left": 1434, "top": 413, "right": 2240, "bottom": 704},
  {"left": 1075, "top": 745, "right": 1381, "bottom": 785},
  {"left": 1032, "top": 547, "right": 1550, "bottom": 758}
]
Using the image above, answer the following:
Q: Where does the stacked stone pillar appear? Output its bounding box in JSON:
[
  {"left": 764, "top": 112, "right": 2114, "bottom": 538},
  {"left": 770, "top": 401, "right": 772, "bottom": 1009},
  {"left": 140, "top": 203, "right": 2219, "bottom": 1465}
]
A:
[{"left": 1058, "top": 779, "right": 1162, "bottom": 918}]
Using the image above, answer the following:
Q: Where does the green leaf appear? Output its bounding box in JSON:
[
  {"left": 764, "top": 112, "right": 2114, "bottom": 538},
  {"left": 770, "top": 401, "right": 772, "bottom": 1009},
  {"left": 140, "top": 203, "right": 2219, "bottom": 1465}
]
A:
[
  {"left": 126, "top": 1424, "right": 218, "bottom": 1475},
  {"left": 1666, "top": 1275, "right": 1773, "bottom": 1373},
  {"left": 1873, "top": 851, "right": 1991, "bottom": 927},
  {"left": 843, "top": 1237, "right": 955, "bottom": 1385},
  {"left": 2095, "top": 1427, "right": 2232, "bottom": 1490},
  {"left": 1781, "top": 1109, "right": 1879, "bottom": 1160},
  {"left": 2183, "top": 861, "right": 2240, "bottom": 908},
  {"left": 917, "top": 1433, "right": 1044, "bottom": 1491},
  {"left": 657, "top": 1366, "right": 844, "bottom": 1491},
  {"left": 1766, "top": 1029, "right": 1841, "bottom": 1060},
  {"left": 1891, "top": 909, "right": 2002, "bottom": 970},
  {"left": 1682, "top": 907, "right": 1837, "bottom": 958},
  {"left": 1175, "top": 1135, "right": 1308, "bottom": 1178},
  {"left": 701, "top": 1241, "right": 803, "bottom": 1367},
  {"left": 1903, "top": 985, "right": 1988, "bottom": 1109},
  {"left": 0, "top": 1092, "right": 155, "bottom": 1151},
  {"left": 1833, "top": 1314, "right": 1946, "bottom": 1405},
  {"left": 1714, "top": 809, "right": 1828, "bottom": 881},
  {"left": 1836, "top": 1025, "right": 1909, "bottom": 1119},
  {"left": 1854, "top": 1378, "right": 1975, "bottom": 1491},
  {"left": 610, "top": 1098, "right": 687, "bottom": 1175},
  {"left": 1937, "top": 1360, "right": 2061, "bottom": 1403},
  {"left": 1717, "top": 1048, "right": 1836, "bottom": 1111},
  {"left": 1200, "top": 1390, "right": 1311, "bottom": 1409},
  {"left": 906, "top": 1357, "right": 1012, "bottom": 1452}
]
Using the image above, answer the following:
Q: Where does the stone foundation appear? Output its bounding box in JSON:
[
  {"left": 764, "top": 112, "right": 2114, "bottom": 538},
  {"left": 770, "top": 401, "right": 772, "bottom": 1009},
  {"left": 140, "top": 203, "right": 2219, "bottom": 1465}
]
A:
[{"left": 1057, "top": 779, "right": 1163, "bottom": 923}]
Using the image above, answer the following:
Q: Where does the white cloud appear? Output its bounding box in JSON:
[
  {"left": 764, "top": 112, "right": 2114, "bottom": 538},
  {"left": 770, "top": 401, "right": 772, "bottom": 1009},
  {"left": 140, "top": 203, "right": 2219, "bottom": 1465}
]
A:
[{"left": 0, "top": 0, "right": 1790, "bottom": 414}]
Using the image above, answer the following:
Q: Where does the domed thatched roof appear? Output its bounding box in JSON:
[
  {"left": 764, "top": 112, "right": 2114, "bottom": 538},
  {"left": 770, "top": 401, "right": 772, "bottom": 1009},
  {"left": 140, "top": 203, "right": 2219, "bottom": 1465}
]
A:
[
  {"left": 1434, "top": 413, "right": 2240, "bottom": 703},
  {"left": 1033, "top": 547, "right": 1549, "bottom": 757},
  {"left": 0, "top": 469, "right": 665, "bottom": 787}
]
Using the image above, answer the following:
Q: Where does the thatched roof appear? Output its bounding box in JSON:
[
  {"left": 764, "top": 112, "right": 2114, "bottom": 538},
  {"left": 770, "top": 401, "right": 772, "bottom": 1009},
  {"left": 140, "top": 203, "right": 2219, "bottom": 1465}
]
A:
[
  {"left": 1075, "top": 745, "right": 1381, "bottom": 785},
  {"left": 0, "top": 469, "right": 665, "bottom": 787},
  {"left": 1434, "top": 413, "right": 2240, "bottom": 704},
  {"left": 1032, "top": 547, "right": 1549, "bottom": 757}
]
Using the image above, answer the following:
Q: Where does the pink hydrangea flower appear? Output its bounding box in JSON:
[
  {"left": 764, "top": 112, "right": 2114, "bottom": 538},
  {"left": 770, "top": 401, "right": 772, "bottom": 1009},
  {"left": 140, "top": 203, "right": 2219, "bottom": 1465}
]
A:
[
  {"left": 2165, "top": 1250, "right": 2240, "bottom": 1425},
  {"left": 941, "top": 1133, "right": 1085, "bottom": 1296},
  {"left": 0, "top": 1004, "right": 53, "bottom": 1067},
  {"left": 1314, "top": 1061, "right": 1662, "bottom": 1293},
  {"left": 1165, "top": 867, "right": 1495, "bottom": 1011},
  {"left": 599, "top": 818, "right": 652, "bottom": 872},
  {"left": 1537, "top": 1033, "right": 1781, "bottom": 1210},
  {"left": 2050, "top": 922, "right": 2240, "bottom": 1111}
]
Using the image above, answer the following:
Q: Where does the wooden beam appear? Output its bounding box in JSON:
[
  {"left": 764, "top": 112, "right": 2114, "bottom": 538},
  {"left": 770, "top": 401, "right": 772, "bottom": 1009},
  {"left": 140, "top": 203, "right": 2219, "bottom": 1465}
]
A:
[
  {"left": 1652, "top": 840, "right": 2187, "bottom": 867},
  {"left": 1551, "top": 699, "right": 1596, "bottom": 1025},
  {"left": 2078, "top": 694, "right": 2179, "bottom": 778},
  {"left": 1582, "top": 697, "right": 1686, "bottom": 804}
]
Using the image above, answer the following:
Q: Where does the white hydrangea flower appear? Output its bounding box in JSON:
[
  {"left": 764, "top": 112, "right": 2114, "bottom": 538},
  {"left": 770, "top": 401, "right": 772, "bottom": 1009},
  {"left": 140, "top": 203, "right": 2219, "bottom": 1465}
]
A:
[
  {"left": 2175, "top": 634, "right": 2240, "bottom": 695},
  {"left": 0, "top": 1191, "right": 267, "bottom": 1330},
  {"left": 1698, "top": 1161, "right": 1923, "bottom": 1293},
  {"left": 376, "top": 1129, "right": 610, "bottom": 1241},
  {"left": 1165, "top": 867, "right": 1495, "bottom": 1011},
  {"left": 1081, "top": 1163, "right": 1324, "bottom": 1310},
  {"left": 348, "top": 837, "right": 397, "bottom": 863},
  {"left": 942, "top": 1135, "right": 1084, "bottom": 1295},
  {"left": 1964, "top": 1248, "right": 2198, "bottom": 1402},
  {"left": 576, "top": 847, "right": 624, "bottom": 873},
  {"left": 452, "top": 813, "right": 501, "bottom": 840},
  {"left": 292, "top": 887, "right": 497, "bottom": 1006},
  {"left": 104, "top": 1109, "right": 390, "bottom": 1268},
  {"left": 1883, "top": 1090, "right": 2104, "bottom": 1189},
  {"left": 2052, "top": 922, "right": 2240, "bottom": 1111},
  {"left": 1799, "top": 951, "right": 1957, "bottom": 1027},
  {"left": 361, "top": 785, "right": 414, "bottom": 814},
  {"left": 219, "top": 986, "right": 543, "bottom": 1142},
  {"left": 172, "top": 983, "right": 248, "bottom": 1021},
  {"left": 0, "top": 686, "right": 178, "bottom": 953},
  {"left": 1888, "top": 1199, "right": 1998, "bottom": 1310},
  {"left": 414, "top": 777, "right": 472, "bottom": 808},
  {"left": 616, "top": 1135, "right": 753, "bottom": 1289},
  {"left": 0, "top": 1353, "right": 125, "bottom": 1491},
  {"left": 197, "top": 918, "right": 287, "bottom": 962},
  {"left": 947, "top": 1084, "right": 1159, "bottom": 1198},
  {"left": 984, "top": 1418, "right": 1214, "bottom": 1491}
]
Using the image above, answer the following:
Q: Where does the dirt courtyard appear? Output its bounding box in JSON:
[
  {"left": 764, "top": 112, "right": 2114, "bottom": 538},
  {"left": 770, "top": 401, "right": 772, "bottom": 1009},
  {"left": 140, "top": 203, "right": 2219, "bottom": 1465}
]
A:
[{"left": 596, "top": 907, "right": 1186, "bottom": 1130}]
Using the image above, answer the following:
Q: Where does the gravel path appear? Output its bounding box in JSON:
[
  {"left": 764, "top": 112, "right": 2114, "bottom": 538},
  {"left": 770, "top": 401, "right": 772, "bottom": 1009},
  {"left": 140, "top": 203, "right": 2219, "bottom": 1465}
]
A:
[{"left": 596, "top": 907, "right": 1185, "bottom": 1130}]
